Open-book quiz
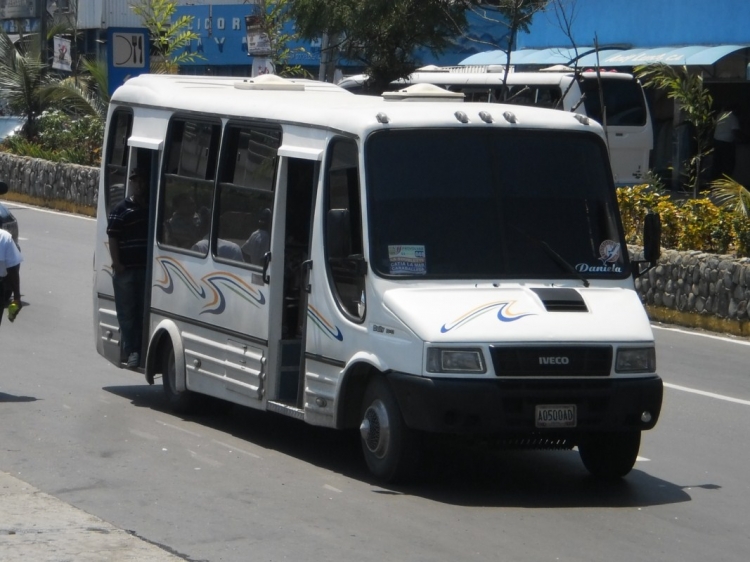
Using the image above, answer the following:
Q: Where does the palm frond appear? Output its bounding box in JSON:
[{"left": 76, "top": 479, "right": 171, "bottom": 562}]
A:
[{"left": 711, "top": 175, "right": 750, "bottom": 217}]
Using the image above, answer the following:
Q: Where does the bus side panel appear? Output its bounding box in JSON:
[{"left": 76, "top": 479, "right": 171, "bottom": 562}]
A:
[{"left": 150, "top": 253, "right": 269, "bottom": 407}]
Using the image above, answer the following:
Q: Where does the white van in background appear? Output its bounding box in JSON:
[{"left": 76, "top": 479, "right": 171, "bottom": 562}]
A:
[{"left": 338, "top": 68, "right": 653, "bottom": 186}]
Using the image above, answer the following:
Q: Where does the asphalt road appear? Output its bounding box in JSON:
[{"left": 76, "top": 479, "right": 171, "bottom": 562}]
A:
[{"left": 1, "top": 201, "right": 749, "bottom": 562}]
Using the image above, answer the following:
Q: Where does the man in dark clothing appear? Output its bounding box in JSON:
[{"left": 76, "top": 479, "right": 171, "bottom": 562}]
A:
[{"left": 107, "top": 167, "right": 149, "bottom": 368}]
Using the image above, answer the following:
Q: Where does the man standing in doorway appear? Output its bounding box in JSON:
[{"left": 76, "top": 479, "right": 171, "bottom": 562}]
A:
[
  {"left": 107, "top": 167, "right": 149, "bottom": 368},
  {"left": 0, "top": 228, "right": 22, "bottom": 326}
]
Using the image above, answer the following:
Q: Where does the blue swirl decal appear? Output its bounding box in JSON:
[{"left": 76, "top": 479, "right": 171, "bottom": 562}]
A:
[
  {"left": 201, "top": 272, "right": 266, "bottom": 315},
  {"left": 154, "top": 257, "right": 265, "bottom": 314},
  {"left": 307, "top": 305, "right": 343, "bottom": 341},
  {"left": 441, "top": 300, "right": 534, "bottom": 333},
  {"left": 154, "top": 257, "right": 205, "bottom": 297}
]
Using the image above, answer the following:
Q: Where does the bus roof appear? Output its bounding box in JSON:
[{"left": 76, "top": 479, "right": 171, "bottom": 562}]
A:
[{"left": 111, "top": 74, "right": 605, "bottom": 138}]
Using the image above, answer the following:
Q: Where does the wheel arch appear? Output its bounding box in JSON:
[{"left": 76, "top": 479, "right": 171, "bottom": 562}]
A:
[
  {"left": 336, "top": 360, "right": 387, "bottom": 430},
  {"left": 146, "top": 319, "right": 186, "bottom": 391}
]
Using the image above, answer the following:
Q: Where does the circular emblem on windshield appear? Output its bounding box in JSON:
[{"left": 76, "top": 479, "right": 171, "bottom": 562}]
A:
[{"left": 599, "top": 240, "right": 621, "bottom": 263}]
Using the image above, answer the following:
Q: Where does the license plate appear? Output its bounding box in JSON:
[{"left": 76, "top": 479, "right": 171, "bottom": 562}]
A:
[{"left": 535, "top": 404, "right": 577, "bottom": 428}]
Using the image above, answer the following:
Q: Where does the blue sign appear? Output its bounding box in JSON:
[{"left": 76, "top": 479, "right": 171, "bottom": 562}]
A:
[
  {"left": 107, "top": 27, "right": 150, "bottom": 96},
  {"left": 175, "top": 5, "right": 320, "bottom": 67},
  {"left": 173, "top": 5, "right": 509, "bottom": 70}
]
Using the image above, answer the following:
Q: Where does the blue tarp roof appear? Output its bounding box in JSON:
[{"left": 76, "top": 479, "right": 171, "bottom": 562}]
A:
[{"left": 460, "top": 45, "right": 749, "bottom": 67}]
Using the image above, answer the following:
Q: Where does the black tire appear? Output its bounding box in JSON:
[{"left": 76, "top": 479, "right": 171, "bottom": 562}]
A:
[
  {"left": 579, "top": 431, "right": 641, "bottom": 479},
  {"left": 161, "top": 343, "right": 199, "bottom": 414},
  {"left": 359, "top": 376, "right": 420, "bottom": 483}
]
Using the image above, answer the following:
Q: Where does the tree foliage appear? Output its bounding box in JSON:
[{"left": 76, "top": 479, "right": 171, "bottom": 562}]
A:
[
  {"left": 131, "top": 0, "right": 204, "bottom": 73},
  {"left": 291, "top": 0, "right": 468, "bottom": 92},
  {"left": 461, "top": 0, "right": 551, "bottom": 89},
  {"left": 635, "top": 63, "right": 716, "bottom": 196},
  {"left": 0, "top": 30, "right": 102, "bottom": 139},
  {"left": 252, "top": 0, "right": 311, "bottom": 77}
]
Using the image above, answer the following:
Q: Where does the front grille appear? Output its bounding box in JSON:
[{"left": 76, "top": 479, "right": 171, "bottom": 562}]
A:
[{"left": 490, "top": 345, "right": 612, "bottom": 377}]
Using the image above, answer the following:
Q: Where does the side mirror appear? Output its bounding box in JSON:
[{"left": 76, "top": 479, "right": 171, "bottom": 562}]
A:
[
  {"left": 643, "top": 212, "right": 661, "bottom": 264},
  {"left": 633, "top": 212, "right": 661, "bottom": 278},
  {"left": 0, "top": 182, "right": 8, "bottom": 196}
]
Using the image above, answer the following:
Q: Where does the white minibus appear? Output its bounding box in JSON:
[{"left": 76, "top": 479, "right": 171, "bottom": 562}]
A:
[
  {"left": 94, "top": 74, "right": 663, "bottom": 482},
  {"left": 338, "top": 69, "right": 654, "bottom": 186}
]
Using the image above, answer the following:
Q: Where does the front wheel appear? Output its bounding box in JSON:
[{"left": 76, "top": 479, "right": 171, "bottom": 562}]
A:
[
  {"left": 162, "top": 343, "right": 199, "bottom": 414},
  {"left": 579, "top": 431, "right": 641, "bottom": 479},
  {"left": 359, "top": 376, "right": 420, "bottom": 483}
]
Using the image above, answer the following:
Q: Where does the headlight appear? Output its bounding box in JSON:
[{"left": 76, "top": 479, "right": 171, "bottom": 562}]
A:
[
  {"left": 615, "top": 347, "right": 656, "bottom": 373},
  {"left": 426, "top": 348, "right": 486, "bottom": 373}
]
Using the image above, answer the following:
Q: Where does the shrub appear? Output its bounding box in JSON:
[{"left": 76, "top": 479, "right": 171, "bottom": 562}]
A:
[
  {"left": 617, "top": 182, "right": 750, "bottom": 257},
  {"left": 0, "top": 110, "right": 103, "bottom": 166}
]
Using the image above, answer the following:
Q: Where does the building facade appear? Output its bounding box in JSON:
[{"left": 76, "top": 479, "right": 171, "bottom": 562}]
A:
[{"left": 461, "top": 0, "right": 750, "bottom": 187}]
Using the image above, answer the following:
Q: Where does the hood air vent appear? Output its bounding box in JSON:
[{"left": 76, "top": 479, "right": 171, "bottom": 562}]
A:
[{"left": 531, "top": 288, "right": 588, "bottom": 312}]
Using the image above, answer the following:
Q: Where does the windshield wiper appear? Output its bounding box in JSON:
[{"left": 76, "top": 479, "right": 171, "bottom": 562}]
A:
[
  {"left": 512, "top": 226, "right": 590, "bottom": 287},
  {"left": 537, "top": 239, "right": 590, "bottom": 287}
]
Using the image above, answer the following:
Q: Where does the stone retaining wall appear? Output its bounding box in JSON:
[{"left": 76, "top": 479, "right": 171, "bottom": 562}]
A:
[
  {"left": 0, "top": 152, "right": 98, "bottom": 208},
  {"left": 2, "top": 150, "right": 750, "bottom": 327},
  {"left": 632, "top": 248, "right": 750, "bottom": 322}
]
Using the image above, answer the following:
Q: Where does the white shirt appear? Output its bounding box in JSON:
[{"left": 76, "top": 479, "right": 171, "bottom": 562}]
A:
[
  {"left": 0, "top": 229, "right": 22, "bottom": 277},
  {"left": 714, "top": 111, "right": 740, "bottom": 142},
  {"left": 242, "top": 229, "right": 270, "bottom": 265},
  {"left": 191, "top": 238, "right": 244, "bottom": 261}
]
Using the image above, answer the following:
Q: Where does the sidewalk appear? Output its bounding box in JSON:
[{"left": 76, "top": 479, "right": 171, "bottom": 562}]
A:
[{"left": 0, "top": 471, "right": 183, "bottom": 561}]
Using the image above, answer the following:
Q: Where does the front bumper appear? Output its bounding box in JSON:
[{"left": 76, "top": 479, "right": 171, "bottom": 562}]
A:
[{"left": 387, "top": 372, "right": 663, "bottom": 435}]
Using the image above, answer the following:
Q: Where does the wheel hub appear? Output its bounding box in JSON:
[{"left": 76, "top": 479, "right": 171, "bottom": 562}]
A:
[{"left": 360, "top": 399, "right": 390, "bottom": 458}]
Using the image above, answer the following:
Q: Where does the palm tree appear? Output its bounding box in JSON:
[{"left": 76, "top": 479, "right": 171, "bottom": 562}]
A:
[
  {"left": 0, "top": 30, "right": 102, "bottom": 139},
  {"left": 635, "top": 63, "right": 716, "bottom": 197},
  {"left": 711, "top": 175, "right": 750, "bottom": 217}
]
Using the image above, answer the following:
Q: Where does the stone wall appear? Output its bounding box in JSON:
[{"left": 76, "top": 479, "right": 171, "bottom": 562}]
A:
[
  {"left": 2, "top": 149, "right": 750, "bottom": 327},
  {"left": 0, "top": 152, "right": 99, "bottom": 208},
  {"left": 632, "top": 248, "right": 750, "bottom": 322}
]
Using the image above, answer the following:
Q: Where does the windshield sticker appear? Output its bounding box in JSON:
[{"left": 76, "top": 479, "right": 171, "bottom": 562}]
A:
[
  {"left": 440, "top": 301, "right": 535, "bottom": 333},
  {"left": 575, "top": 240, "right": 624, "bottom": 274},
  {"left": 388, "top": 245, "right": 426, "bottom": 275}
]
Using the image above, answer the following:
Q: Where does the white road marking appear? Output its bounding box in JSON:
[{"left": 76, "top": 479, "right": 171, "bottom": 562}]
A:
[
  {"left": 187, "top": 449, "right": 223, "bottom": 468},
  {"left": 324, "top": 484, "right": 342, "bottom": 493},
  {"left": 664, "top": 382, "right": 750, "bottom": 406},
  {"left": 212, "top": 439, "right": 262, "bottom": 459},
  {"left": 652, "top": 324, "right": 750, "bottom": 346},
  {"left": 636, "top": 456, "right": 650, "bottom": 462},
  {"left": 130, "top": 429, "right": 159, "bottom": 441},
  {"left": 156, "top": 419, "right": 202, "bottom": 437},
  {"left": 0, "top": 200, "right": 95, "bottom": 221}
]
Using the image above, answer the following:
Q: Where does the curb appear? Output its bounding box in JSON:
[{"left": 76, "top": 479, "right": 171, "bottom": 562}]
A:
[{"left": 0, "top": 471, "right": 183, "bottom": 561}]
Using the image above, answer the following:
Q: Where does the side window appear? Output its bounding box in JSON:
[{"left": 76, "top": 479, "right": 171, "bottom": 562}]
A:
[
  {"left": 104, "top": 109, "right": 132, "bottom": 214},
  {"left": 158, "top": 118, "right": 221, "bottom": 253},
  {"left": 215, "top": 125, "right": 280, "bottom": 265},
  {"left": 324, "top": 138, "right": 365, "bottom": 321}
]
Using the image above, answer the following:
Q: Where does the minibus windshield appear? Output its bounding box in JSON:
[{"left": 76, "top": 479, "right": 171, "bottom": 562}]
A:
[{"left": 366, "top": 128, "right": 629, "bottom": 280}]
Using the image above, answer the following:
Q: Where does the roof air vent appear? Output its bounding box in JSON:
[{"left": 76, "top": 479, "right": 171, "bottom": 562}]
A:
[
  {"left": 234, "top": 75, "right": 305, "bottom": 91},
  {"left": 382, "top": 83, "right": 465, "bottom": 102}
]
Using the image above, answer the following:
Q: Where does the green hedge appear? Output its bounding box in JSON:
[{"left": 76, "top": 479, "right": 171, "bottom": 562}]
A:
[
  {"left": 0, "top": 110, "right": 103, "bottom": 167},
  {"left": 617, "top": 184, "right": 750, "bottom": 257}
]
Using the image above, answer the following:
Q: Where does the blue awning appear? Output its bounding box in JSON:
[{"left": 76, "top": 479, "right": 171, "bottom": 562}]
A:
[{"left": 460, "top": 45, "right": 749, "bottom": 68}]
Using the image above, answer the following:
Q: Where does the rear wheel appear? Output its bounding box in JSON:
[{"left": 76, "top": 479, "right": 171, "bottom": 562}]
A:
[
  {"left": 359, "top": 376, "right": 420, "bottom": 483},
  {"left": 162, "top": 343, "right": 199, "bottom": 414},
  {"left": 579, "top": 431, "right": 641, "bottom": 479}
]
